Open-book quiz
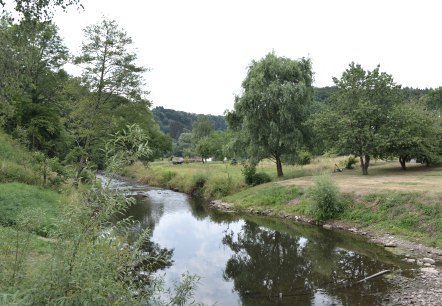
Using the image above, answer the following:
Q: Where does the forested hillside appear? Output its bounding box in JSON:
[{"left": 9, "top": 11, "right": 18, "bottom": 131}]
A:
[
  {"left": 313, "top": 86, "right": 431, "bottom": 103},
  {"left": 153, "top": 106, "right": 227, "bottom": 139}
]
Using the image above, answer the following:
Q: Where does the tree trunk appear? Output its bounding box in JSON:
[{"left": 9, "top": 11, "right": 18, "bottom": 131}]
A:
[
  {"left": 276, "top": 155, "right": 283, "bottom": 177},
  {"left": 359, "top": 155, "right": 370, "bottom": 175},
  {"left": 399, "top": 155, "right": 407, "bottom": 170}
]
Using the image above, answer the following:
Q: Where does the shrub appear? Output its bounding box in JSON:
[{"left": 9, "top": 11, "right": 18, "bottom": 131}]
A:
[
  {"left": 204, "top": 176, "right": 233, "bottom": 199},
  {"left": 252, "top": 172, "right": 271, "bottom": 186},
  {"left": 307, "top": 175, "right": 344, "bottom": 221},
  {"left": 298, "top": 151, "right": 312, "bottom": 165},
  {"left": 345, "top": 155, "right": 357, "bottom": 169},
  {"left": 241, "top": 163, "right": 271, "bottom": 186},
  {"left": 190, "top": 174, "right": 207, "bottom": 197}
]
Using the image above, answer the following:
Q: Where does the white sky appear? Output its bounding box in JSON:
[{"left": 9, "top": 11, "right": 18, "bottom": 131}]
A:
[{"left": 21, "top": 0, "right": 442, "bottom": 114}]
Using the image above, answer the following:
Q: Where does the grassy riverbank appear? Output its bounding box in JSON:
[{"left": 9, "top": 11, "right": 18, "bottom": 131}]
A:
[
  {"left": 227, "top": 162, "right": 442, "bottom": 248},
  {"left": 121, "top": 156, "right": 346, "bottom": 198},
  {"left": 124, "top": 159, "right": 442, "bottom": 249}
]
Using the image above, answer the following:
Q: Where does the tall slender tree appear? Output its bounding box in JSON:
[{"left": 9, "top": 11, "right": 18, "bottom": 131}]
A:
[{"left": 72, "top": 18, "right": 148, "bottom": 163}]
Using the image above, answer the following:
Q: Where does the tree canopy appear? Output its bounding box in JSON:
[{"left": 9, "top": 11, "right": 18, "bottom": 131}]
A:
[
  {"left": 227, "top": 52, "right": 313, "bottom": 177},
  {"left": 311, "top": 63, "right": 401, "bottom": 175},
  {"left": 0, "top": 0, "right": 82, "bottom": 19}
]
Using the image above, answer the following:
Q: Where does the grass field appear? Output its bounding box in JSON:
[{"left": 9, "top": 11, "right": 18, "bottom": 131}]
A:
[{"left": 0, "top": 183, "right": 62, "bottom": 236}]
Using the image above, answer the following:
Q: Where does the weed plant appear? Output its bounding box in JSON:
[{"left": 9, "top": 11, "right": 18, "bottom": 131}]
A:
[{"left": 306, "top": 175, "right": 345, "bottom": 221}]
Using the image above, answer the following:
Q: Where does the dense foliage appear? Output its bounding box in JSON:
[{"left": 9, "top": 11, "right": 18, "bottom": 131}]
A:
[
  {"left": 153, "top": 106, "right": 227, "bottom": 139},
  {"left": 1, "top": 0, "right": 442, "bottom": 302},
  {"left": 227, "top": 52, "right": 314, "bottom": 177},
  {"left": 310, "top": 63, "right": 442, "bottom": 174}
]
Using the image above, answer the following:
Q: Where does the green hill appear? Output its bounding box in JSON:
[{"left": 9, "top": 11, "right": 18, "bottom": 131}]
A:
[{"left": 152, "top": 106, "right": 227, "bottom": 139}]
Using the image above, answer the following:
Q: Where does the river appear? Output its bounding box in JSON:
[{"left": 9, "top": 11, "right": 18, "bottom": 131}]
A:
[{"left": 102, "top": 175, "right": 413, "bottom": 305}]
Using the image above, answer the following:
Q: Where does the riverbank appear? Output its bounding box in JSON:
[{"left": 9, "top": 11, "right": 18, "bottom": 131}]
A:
[
  {"left": 123, "top": 160, "right": 442, "bottom": 250},
  {"left": 123, "top": 160, "right": 442, "bottom": 304},
  {"left": 209, "top": 199, "right": 442, "bottom": 305}
]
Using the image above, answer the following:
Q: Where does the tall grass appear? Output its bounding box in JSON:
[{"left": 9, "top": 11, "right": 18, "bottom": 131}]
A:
[
  {"left": 223, "top": 182, "right": 302, "bottom": 212},
  {"left": 0, "top": 131, "right": 39, "bottom": 185},
  {"left": 343, "top": 191, "right": 442, "bottom": 248},
  {"left": 122, "top": 156, "right": 348, "bottom": 200},
  {"left": 0, "top": 183, "right": 62, "bottom": 236}
]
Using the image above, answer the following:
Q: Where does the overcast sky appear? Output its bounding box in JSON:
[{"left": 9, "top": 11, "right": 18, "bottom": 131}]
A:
[{"left": 47, "top": 0, "right": 442, "bottom": 115}]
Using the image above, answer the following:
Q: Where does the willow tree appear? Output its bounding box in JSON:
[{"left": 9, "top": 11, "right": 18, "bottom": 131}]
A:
[{"left": 226, "top": 52, "right": 313, "bottom": 177}]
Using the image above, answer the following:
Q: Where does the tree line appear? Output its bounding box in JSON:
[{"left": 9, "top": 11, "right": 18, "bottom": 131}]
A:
[
  {"left": 226, "top": 53, "right": 442, "bottom": 176},
  {"left": 1, "top": 0, "right": 441, "bottom": 180},
  {"left": 152, "top": 106, "right": 227, "bottom": 139},
  {"left": 0, "top": 13, "right": 172, "bottom": 184}
]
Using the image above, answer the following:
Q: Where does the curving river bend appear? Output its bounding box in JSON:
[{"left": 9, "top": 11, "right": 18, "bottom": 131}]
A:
[{"left": 102, "top": 175, "right": 413, "bottom": 305}]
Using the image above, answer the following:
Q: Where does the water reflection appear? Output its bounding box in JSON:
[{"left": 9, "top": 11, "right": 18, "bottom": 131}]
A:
[
  {"left": 106, "top": 176, "right": 412, "bottom": 306},
  {"left": 222, "top": 220, "right": 398, "bottom": 305}
]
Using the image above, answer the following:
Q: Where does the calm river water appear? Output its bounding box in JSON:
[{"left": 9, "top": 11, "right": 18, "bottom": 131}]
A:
[{"left": 103, "top": 175, "right": 412, "bottom": 306}]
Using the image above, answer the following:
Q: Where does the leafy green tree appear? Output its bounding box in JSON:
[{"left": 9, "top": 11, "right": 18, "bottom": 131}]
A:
[
  {"left": 195, "top": 136, "right": 212, "bottom": 163},
  {"left": 71, "top": 18, "right": 149, "bottom": 166},
  {"left": 174, "top": 132, "right": 194, "bottom": 157},
  {"left": 0, "top": 15, "right": 19, "bottom": 128},
  {"left": 191, "top": 115, "right": 214, "bottom": 144},
  {"left": 311, "top": 63, "right": 401, "bottom": 175},
  {"left": 424, "top": 87, "right": 442, "bottom": 118},
  {"left": 75, "top": 18, "right": 147, "bottom": 108},
  {"left": 379, "top": 101, "right": 442, "bottom": 169},
  {"left": 0, "top": 0, "right": 83, "bottom": 20},
  {"left": 226, "top": 52, "right": 313, "bottom": 177},
  {"left": 0, "top": 18, "right": 69, "bottom": 156},
  {"left": 210, "top": 130, "right": 231, "bottom": 161}
]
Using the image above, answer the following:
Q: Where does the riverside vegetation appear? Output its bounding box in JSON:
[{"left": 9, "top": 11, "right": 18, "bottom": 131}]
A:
[
  {"left": 1, "top": 1, "right": 442, "bottom": 303},
  {"left": 122, "top": 158, "right": 442, "bottom": 249},
  {"left": 0, "top": 131, "right": 200, "bottom": 305}
]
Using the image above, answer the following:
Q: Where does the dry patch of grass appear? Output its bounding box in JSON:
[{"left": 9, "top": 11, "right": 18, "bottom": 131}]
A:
[{"left": 279, "top": 161, "right": 442, "bottom": 196}]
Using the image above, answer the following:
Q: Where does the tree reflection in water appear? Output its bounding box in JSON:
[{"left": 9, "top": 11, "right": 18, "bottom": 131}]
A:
[
  {"left": 118, "top": 195, "right": 173, "bottom": 274},
  {"left": 222, "top": 221, "right": 396, "bottom": 306}
]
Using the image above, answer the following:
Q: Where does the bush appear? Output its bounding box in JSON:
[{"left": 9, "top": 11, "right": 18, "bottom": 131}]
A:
[
  {"left": 241, "top": 163, "right": 271, "bottom": 186},
  {"left": 307, "top": 175, "right": 344, "bottom": 221},
  {"left": 204, "top": 176, "right": 233, "bottom": 199},
  {"left": 252, "top": 172, "right": 271, "bottom": 186},
  {"left": 190, "top": 174, "right": 207, "bottom": 197},
  {"left": 298, "top": 151, "right": 312, "bottom": 165},
  {"left": 345, "top": 155, "right": 357, "bottom": 169}
]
